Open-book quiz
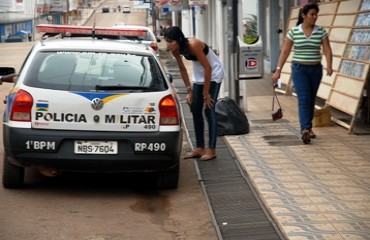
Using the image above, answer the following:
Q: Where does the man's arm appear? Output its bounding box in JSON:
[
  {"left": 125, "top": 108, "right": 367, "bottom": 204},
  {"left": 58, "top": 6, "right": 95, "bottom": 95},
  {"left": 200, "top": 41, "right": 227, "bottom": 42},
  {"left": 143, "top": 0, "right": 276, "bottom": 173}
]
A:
[{"left": 0, "top": 73, "right": 17, "bottom": 84}]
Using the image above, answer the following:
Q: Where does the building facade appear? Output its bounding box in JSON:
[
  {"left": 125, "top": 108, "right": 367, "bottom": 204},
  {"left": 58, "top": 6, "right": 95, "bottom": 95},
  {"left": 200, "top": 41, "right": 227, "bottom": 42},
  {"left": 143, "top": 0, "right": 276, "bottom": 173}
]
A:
[{"left": 0, "top": 0, "right": 92, "bottom": 42}]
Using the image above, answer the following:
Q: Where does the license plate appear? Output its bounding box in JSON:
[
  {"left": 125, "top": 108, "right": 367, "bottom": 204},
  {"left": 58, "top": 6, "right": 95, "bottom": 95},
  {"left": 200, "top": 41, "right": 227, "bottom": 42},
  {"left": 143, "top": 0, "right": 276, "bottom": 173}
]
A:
[{"left": 74, "top": 141, "right": 118, "bottom": 154}]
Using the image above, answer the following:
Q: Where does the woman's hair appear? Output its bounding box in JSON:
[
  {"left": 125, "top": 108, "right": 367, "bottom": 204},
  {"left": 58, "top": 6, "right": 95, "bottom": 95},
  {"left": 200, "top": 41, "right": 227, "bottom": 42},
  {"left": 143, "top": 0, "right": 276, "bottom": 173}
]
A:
[
  {"left": 296, "top": 2, "right": 319, "bottom": 26},
  {"left": 163, "top": 26, "right": 188, "bottom": 54}
]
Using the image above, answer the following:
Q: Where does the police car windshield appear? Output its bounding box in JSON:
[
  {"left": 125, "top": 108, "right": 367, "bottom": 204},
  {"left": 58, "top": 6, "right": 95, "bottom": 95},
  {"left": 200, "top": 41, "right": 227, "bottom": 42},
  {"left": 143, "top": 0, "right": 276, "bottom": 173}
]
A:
[{"left": 25, "top": 51, "right": 167, "bottom": 91}]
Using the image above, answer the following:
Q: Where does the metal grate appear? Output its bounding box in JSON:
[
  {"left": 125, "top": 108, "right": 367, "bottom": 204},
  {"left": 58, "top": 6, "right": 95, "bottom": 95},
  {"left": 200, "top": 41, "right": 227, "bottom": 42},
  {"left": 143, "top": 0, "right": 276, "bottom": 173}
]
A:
[{"left": 178, "top": 87, "right": 285, "bottom": 240}]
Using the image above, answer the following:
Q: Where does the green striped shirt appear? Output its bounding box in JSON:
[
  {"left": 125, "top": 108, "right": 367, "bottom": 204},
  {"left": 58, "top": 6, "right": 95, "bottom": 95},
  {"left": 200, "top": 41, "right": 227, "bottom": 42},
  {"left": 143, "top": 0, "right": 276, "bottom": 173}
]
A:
[{"left": 288, "top": 24, "right": 328, "bottom": 62}]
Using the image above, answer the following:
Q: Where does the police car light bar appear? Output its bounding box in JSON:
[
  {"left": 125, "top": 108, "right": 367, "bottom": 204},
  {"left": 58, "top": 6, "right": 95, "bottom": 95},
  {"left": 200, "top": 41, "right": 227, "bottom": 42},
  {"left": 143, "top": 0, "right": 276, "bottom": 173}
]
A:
[{"left": 36, "top": 24, "right": 147, "bottom": 37}]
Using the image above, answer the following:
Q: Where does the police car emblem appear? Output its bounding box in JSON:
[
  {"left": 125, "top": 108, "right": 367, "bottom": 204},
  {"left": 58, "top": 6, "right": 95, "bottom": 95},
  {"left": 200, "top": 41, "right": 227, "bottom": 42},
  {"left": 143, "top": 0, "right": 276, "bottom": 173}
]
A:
[{"left": 91, "top": 98, "right": 104, "bottom": 110}]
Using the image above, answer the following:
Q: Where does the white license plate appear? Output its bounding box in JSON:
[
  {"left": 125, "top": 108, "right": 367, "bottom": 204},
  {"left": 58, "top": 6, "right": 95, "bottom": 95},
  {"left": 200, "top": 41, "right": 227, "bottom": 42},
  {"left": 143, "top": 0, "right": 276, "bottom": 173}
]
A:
[{"left": 74, "top": 141, "right": 118, "bottom": 154}]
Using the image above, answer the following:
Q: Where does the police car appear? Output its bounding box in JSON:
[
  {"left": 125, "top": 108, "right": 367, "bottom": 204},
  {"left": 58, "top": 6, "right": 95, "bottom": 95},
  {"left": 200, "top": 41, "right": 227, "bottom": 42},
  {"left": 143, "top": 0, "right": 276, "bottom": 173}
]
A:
[{"left": 2, "top": 25, "right": 182, "bottom": 189}]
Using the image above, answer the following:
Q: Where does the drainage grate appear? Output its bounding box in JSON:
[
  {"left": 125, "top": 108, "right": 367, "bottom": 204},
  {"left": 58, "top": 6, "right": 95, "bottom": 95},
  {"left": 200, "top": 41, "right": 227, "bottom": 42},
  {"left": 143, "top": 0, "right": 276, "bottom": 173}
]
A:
[
  {"left": 168, "top": 55, "right": 285, "bottom": 240},
  {"left": 181, "top": 95, "right": 285, "bottom": 240}
]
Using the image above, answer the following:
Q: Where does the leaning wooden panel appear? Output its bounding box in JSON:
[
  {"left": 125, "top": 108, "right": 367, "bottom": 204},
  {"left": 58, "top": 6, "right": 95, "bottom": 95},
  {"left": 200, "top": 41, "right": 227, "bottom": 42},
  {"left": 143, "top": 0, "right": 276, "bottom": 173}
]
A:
[
  {"left": 280, "top": 72, "right": 291, "bottom": 85},
  {"left": 332, "top": 56, "right": 342, "bottom": 72},
  {"left": 332, "top": 75, "right": 365, "bottom": 98},
  {"left": 337, "top": 0, "right": 362, "bottom": 13},
  {"left": 282, "top": 63, "right": 290, "bottom": 74},
  {"left": 317, "top": 82, "right": 331, "bottom": 100},
  {"left": 330, "top": 42, "right": 347, "bottom": 56},
  {"left": 316, "top": 15, "right": 335, "bottom": 27},
  {"left": 323, "top": 56, "right": 341, "bottom": 71},
  {"left": 321, "top": 71, "right": 336, "bottom": 85},
  {"left": 333, "top": 14, "right": 357, "bottom": 27},
  {"left": 318, "top": 1, "right": 339, "bottom": 14},
  {"left": 327, "top": 91, "right": 358, "bottom": 115},
  {"left": 330, "top": 28, "right": 352, "bottom": 42}
]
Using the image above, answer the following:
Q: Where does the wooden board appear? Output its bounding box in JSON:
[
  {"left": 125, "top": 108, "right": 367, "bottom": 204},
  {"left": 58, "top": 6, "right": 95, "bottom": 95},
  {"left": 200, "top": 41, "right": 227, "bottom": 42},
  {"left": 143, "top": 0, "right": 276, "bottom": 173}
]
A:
[
  {"left": 322, "top": 72, "right": 336, "bottom": 85},
  {"left": 321, "top": 56, "right": 341, "bottom": 71},
  {"left": 333, "top": 14, "right": 357, "bottom": 26},
  {"left": 280, "top": 72, "right": 291, "bottom": 85},
  {"left": 327, "top": 91, "right": 359, "bottom": 115},
  {"left": 318, "top": 1, "right": 339, "bottom": 14},
  {"left": 332, "top": 56, "right": 343, "bottom": 72},
  {"left": 316, "top": 15, "right": 335, "bottom": 27},
  {"left": 337, "top": 0, "right": 362, "bottom": 13},
  {"left": 330, "top": 42, "right": 347, "bottom": 57},
  {"left": 317, "top": 82, "right": 332, "bottom": 100},
  {"left": 332, "top": 75, "right": 365, "bottom": 98},
  {"left": 330, "top": 27, "right": 352, "bottom": 42}
]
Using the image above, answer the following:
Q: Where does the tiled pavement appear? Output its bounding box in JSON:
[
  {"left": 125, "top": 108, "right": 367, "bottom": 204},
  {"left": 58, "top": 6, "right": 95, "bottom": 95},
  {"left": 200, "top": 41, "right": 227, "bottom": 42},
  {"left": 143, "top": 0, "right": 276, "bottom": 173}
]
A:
[
  {"left": 224, "top": 95, "right": 370, "bottom": 239},
  {"left": 159, "top": 41, "right": 370, "bottom": 239}
]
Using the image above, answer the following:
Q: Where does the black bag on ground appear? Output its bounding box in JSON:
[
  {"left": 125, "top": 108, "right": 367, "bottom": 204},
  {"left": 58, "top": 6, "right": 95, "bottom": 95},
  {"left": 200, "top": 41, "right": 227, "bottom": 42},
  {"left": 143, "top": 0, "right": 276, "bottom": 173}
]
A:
[{"left": 215, "top": 97, "right": 249, "bottom": 136}]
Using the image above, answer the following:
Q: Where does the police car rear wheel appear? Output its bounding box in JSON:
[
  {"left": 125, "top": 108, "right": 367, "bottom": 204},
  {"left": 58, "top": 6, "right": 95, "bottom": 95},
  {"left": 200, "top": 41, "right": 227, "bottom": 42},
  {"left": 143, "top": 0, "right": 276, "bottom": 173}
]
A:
[
  {"left": 157, "top": 164, "right": 179, "bottom": 189},
  {"left": 2, "top": 154, "right": 25, "bottom": 189}
]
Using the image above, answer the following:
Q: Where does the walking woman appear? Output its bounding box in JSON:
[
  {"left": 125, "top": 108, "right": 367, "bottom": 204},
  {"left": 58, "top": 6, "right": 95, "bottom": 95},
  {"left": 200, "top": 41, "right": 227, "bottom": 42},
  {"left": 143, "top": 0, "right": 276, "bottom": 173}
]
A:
[
  {"left": 164, "top": 26, "right": 225, "bottom": 160},
  {"left": 272, "top": 2, "right": 333, "bottom": 144}
]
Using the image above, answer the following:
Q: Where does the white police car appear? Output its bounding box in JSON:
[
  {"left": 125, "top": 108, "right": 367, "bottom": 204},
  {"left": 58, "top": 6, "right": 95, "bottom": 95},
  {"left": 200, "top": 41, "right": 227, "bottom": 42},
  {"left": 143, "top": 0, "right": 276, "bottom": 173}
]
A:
[{"left": 2, "top": 25, "right": 182, "bottom": 189}]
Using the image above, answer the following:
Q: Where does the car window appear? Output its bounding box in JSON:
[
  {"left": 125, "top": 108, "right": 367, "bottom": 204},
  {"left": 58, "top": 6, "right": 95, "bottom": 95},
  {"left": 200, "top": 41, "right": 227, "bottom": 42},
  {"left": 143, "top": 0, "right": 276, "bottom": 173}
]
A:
[{"left": 25, "top": 51, "right": 167, "bottom": 91}]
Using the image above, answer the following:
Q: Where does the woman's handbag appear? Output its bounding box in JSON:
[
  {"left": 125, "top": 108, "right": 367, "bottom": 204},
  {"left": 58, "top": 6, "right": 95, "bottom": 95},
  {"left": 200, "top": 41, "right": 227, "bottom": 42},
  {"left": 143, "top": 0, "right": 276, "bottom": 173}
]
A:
[{"left": 272, "top": 86, "right": 283, "bottom": 121}]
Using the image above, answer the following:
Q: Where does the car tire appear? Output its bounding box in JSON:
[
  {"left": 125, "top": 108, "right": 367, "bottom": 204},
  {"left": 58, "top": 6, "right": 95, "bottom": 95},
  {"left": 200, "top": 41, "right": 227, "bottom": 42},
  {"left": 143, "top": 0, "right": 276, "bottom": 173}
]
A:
[
  {"left": 157, "top": 164, "right": 179, "bottom": 189},
  {"left": 2, "top": 153, "right": 25, "bottom": 189}
]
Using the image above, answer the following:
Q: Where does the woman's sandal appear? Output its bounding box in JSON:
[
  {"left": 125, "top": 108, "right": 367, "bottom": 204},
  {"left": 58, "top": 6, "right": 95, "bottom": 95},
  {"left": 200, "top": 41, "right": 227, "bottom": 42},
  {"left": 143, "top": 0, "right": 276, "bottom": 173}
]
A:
[
  {"left": 183, "top": 150, "right": 204, "bottom": 159},
  {"left": 301, "top": 129, "right": 311, "bottom": 144},
  {"left": 200, "top": 154, "right": 217, "bottom": 161}
]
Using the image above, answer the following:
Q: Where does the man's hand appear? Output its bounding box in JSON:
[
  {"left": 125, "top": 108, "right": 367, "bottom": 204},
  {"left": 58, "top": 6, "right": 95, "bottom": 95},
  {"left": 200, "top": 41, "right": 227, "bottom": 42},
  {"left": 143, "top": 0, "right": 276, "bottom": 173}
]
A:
[{"left": 1, "top": 73, "right": 17, "bottom": 83}]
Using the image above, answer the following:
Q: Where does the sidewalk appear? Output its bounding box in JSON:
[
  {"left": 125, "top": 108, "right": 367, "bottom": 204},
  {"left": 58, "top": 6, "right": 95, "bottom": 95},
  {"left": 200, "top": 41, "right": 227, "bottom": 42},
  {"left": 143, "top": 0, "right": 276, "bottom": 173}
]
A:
[
  {"left": 159, "top": 42, "right": 370, "bottom": 239},
  {"left": 225, "top": 92, "right": 370, "bottom": 239}
]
